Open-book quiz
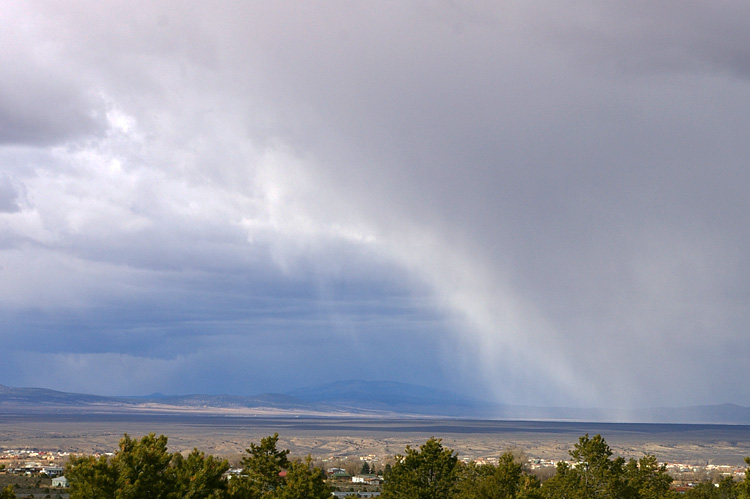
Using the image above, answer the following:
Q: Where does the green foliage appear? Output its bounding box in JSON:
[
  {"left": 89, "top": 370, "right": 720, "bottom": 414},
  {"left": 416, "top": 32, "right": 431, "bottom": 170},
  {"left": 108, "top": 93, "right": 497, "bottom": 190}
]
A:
[
  {"left": 382, "top": 437, "right": 459, "bottom": 499},
  {"left": 66, "top": 454, "right": 118, "bottom": 498},
  {"left": 540, "top": 433, "right": 678, "bottom": 499},
  {"left": 169, "top": 448, "right": 230, "bottom": 499},
  {"left": 228, "top": 434, "right": 327, "bottom": 499},
  {"left": 539, "top": 461, "right": 584, "bottom": 499},
  {"left": 274, "top": 456, "right": 331, "bottom": 499},
  {"left": 58, "top": 430, "right": 750, "bottom": 499},
  {"left": 0, "top": 485, "right": 15, "bottom": 499},
  {"left": 623, "top": 454, "right": 673, "bottom": 499},
  {"left": 66, "top": 433, "right": 228, "bottom": 499},
  {"left": 683, "top": 477, "right": 737, "bottom": 499},
  {"left": 495, "top": 452, "right": 542, "bottom": 499},
  {"left": 114, "top": 433, "right": 174, "bottom": 498},
  {"left": 737, "top": 456, "right": 750, "bottom": 499},
  {"left": 230, "top": 433, "right": 290, "bottom": 498},
  {"left": 684, "top": 482, "right": 721, "bottom": 499},
  {"left": 569, "top": 433, "right": 627, "bottom": 498},
  {"left": 361, "top": 461, "right": 371, "bottom": 475},
  {"left": 456, "top": 453, "right": 541, "bottom": 499}
]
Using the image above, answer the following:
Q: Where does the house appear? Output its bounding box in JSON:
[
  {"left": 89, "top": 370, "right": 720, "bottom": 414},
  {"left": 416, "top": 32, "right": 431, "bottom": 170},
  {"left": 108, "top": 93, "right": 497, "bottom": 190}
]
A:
[
  {"left": 52, "top": 476, "right": 69, "bottom": 488},
  {"left": 331, "top": 493, "right": 380, "bottom": 498},
  {"left": 43, "top": 466, "right": 64, "bottom": 477},
  {"left": 352, "top": 474, "right": 381, "bottom": 485}
]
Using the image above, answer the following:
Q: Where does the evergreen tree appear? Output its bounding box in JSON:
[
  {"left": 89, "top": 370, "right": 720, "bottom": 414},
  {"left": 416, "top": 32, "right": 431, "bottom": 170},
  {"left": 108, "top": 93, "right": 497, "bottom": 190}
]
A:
[
  {"left": 541, "top": 434, "right": 627, "bottom": 499},
  {"left": 382, "top": 437, "right": 459, "bottom": 499},
  {"left": 241, "top": 433, "right": 290, "bottom": 493},
  {"left": 623, "top": 454, "right": 674, "bottom": 499},
  {"left": 683, "top": 477, "right": 737, "bottom": 499},
  {"left": 169, "top": 448, "right": 229, "bottom": 499},
  {"left": 66, "top": 453, "right": 119, "bottom": 498},
  {"left": 274, "top": 456, "right": 331, "bottom": 499},
  {"left": 114, "top": 433, "right": 174, "bottom": 499},
  {"left": 737, "top": 456, "right": 750, "bottom": 499},
  {"left": 67, "top": 433, "right": 175, "bottom": 499}
]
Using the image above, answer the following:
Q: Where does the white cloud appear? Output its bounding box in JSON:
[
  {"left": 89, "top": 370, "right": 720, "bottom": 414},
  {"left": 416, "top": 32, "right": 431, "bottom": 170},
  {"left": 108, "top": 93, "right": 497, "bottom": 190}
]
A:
[{"left": 1, "top": 1, "right": 749, "bottom": 408}]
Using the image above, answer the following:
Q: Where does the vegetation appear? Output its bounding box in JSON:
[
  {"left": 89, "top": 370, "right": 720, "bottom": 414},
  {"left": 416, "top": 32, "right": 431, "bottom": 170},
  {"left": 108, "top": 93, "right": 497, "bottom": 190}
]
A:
[
  {"left": 0, "top": 431, "right": 740, "bottom": 499},
  {"left": 455, "top": 451, "right": 542, "bottom": 499},
  {"left": 63, "top": 432, "right": 328, "bottom": 499},
  {"left": 0, "top": 474, "right": 53, "bottom": 498},
  {"left": 379, "top": 433, "right": 750, "bottom": 499},
  {"left": 382, "top": 437, "right": 459, "bottom": 498},
  {"left": 228, "top": 432, "right": 330, "bottom": 499},
  {"left": 539, "top": 434, "right": 673, "bottom": 498}
]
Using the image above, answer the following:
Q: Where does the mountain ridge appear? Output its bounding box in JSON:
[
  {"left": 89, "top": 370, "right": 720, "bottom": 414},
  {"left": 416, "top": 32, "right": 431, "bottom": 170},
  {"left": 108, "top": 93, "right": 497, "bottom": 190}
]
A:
[{"left": 2, "top": 381, "right": 750, "bottom": 424}]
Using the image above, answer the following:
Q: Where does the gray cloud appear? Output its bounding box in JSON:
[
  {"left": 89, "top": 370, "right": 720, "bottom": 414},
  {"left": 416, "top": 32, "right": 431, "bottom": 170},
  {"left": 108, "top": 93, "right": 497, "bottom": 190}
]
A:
[
  {"left": 0, "top": 176, "right": 21, "bottom": 213},
  {"left": 0, "top": 5, "right": 107, "bottom": 145},
  {"left": 0, "top": 1, "right": 748, "bottom": 408}
]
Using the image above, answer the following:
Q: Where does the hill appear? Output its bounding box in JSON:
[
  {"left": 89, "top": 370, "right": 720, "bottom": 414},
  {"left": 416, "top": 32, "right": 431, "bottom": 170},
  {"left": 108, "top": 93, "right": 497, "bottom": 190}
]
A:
[{"left": 2, "top": 381, "right": 750, "bottom": 424}]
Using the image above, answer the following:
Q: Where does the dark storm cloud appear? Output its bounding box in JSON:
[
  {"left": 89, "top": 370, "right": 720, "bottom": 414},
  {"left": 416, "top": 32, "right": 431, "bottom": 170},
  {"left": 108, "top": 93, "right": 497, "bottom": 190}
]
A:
[
  {"left": 214, "top": 1, "right": 750, "bottom": 406},
  {"left": 549, "top": 1, "right": 750, "bottom": 77},
  {"left": 1, "top": 1, "right": 748, "bottom": 408}
]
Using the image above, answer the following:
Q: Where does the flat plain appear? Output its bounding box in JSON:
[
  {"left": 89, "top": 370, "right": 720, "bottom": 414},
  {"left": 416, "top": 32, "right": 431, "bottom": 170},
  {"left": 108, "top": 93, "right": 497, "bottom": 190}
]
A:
[{"left": 3, "top": 411, "right": 750, "bottom": 466}]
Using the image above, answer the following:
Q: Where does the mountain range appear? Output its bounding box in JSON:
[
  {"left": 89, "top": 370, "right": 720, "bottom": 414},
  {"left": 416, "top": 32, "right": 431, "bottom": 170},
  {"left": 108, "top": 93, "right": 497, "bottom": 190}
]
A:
[{"left": 2, "top": 380, "right": 750, "bottom": 424}]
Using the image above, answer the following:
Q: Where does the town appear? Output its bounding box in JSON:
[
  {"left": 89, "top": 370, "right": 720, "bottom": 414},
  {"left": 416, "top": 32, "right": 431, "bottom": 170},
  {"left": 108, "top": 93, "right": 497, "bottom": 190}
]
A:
[{"left": 2, "top": 444, "right": 749, "bottom": 497}]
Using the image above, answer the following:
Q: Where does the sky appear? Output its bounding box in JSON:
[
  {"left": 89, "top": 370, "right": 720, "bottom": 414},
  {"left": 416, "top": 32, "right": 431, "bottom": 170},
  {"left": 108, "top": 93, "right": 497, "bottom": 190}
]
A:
[{"left": 1, "top": 1, "right": 749, "bottom": 410}]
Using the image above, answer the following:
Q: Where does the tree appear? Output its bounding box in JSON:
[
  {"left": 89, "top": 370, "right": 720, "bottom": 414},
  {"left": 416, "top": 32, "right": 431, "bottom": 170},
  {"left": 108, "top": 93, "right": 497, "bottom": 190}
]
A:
[
  {"left": 169, "top": 448, "right": 230, "bottom": 499},
  {"left": 540, "top": 434, "right": 683, "bottom": 499},
  {"left": 683, "top": 477, "right": 737, "bottom": 499},
  {"left": 274, "top": 457, "right": 331, "bottom": 499},
  {"left": 456, "top": 461, "right": 496, "bottom": 499},
  {"left": 242, "top": 433, "right": 289, "bottom": 492},
  {"left": 66, "top": 454, "right": 119, "bottom": 498},
  {"left": 229, "top": 433, "right": 291, "bottom": 498},
  {"left": 0, "top": 486, "right": 15, "bottom": 499},
  {"left": 624, "top": 454, "right": 674, "bottom": 499},
  {"left": 541, "top": 461, "right": 585, "bottom": 499},
  {"left": 67, "top": 433, "right": 230, "bottom": 499},
  {"left": 541, "top": 434, "right": 627, "bottom": 499},
  {"left": 113, "top": 433, "right": 174, "bottom": 498},
  {"left": 456, "top": 452, "right": 541, "bottom": 499},
  {"left": 737, "top": 456, "right": 750, "bottom": 499},
  {"left": 361, "top": 461, "right": 371, "bottom": 475},
  {"left": 382, "top": 437, "right": 459, "bottom": 499},
  {"left": 229, "top": 435, "right": 331, "bottom": 499}
]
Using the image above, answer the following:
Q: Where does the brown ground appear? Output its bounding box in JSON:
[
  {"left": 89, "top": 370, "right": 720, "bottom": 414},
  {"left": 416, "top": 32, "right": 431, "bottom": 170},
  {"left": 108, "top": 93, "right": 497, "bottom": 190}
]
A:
[{"left": 2, "top": 411, "right": 750, "bottom": 466}]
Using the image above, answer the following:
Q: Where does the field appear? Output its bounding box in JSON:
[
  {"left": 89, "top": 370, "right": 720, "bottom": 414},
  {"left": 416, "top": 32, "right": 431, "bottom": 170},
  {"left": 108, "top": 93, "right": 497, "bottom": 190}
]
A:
[{"left": 2, "top": 411, "right": 750, "bottom": 467}]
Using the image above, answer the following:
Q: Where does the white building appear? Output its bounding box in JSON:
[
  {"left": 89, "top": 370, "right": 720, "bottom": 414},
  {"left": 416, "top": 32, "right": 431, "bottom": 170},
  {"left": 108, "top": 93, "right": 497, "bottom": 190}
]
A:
[{"left": 52, "top": 476, "right": 69, "bottom": 488}]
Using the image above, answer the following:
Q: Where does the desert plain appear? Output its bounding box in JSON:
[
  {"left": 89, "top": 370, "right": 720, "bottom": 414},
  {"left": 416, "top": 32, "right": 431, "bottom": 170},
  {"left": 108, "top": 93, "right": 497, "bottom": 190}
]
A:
[{"left": 2, "top": 410, "right": 750, "bottom": 467}]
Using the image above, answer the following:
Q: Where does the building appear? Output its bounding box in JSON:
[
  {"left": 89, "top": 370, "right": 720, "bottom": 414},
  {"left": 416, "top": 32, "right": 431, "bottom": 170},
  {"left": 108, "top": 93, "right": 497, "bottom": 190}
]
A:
[
  {"left": 43, "top": 466, "right": 64, "bottom": 477},
  {"left": 352, "top": 474, "right": 381, "bottom": 485},
  {"left": 52, "top": 476, "right": 69, "bottom": 488}
]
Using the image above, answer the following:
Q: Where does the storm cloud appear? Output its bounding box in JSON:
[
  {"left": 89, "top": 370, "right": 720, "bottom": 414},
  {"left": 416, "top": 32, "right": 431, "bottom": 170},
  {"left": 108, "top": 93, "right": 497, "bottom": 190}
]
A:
[{"left": 1, "top": 1, "right": 748, "bottom": 409}]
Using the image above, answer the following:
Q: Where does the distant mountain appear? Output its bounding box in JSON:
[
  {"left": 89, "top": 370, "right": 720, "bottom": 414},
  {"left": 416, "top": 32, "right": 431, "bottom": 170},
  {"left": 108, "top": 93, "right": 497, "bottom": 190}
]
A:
[
  {"left": 0, "top": 383, "right": 120, "bottom": 406},
  {"left": 147, "top": 392, "right": 335, "bottom": 412},
  {"left": 286, "top": 379, "right": 490, "bottom": 416},
  {"left": 0, "top": 384, "right": 338, "bottom": 415},
  {"left": 3, "top": 382, "right": 750, "bottom": 424},
  {"left": 631, "top": 403, "right": 750, "bottom": 424}
]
